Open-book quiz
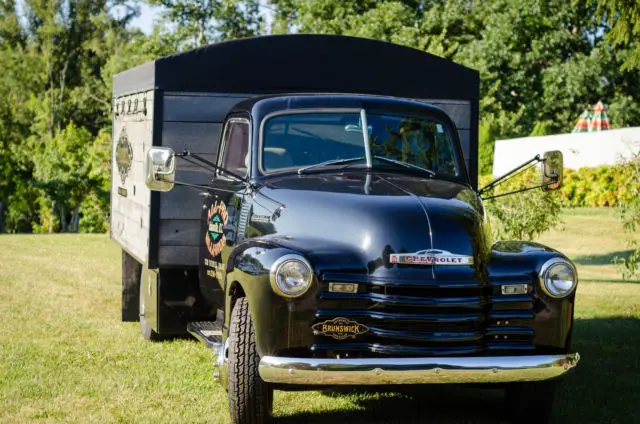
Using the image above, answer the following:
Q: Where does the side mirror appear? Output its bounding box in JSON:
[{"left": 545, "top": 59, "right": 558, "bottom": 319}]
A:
[
  {"left": 146, "top": 147, "right": 175, "bottom": 192},
  {"left": 541, "top": 150, "right": 563, "bottom": 191}
]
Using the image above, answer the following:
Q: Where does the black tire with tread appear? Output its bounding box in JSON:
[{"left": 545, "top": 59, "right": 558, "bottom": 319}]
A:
[
  {"left": 228, "top": 297, "right": 273, "bottom": 424},
  {"left": 139, "top": 274, "right": 162, "bottom": 341},
  {"left": 505, "top": 381, "right": 556, "bottom": 424}
]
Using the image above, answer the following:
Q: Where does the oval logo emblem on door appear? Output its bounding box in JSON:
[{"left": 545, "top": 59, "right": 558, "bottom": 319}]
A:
[{"left": 205, "top": 201, "right": 228, "bottom": 258}]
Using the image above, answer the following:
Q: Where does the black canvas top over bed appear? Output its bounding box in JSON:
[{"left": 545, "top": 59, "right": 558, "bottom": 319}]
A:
[
  {"left": 113, "top": 34, "right": 479, "bottom": 95},
  {"left": 111, "top": 34, "right": 479, "bottom": 268}
]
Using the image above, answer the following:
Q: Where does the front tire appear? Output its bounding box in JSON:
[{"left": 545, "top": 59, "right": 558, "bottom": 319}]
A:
[
  {"left": 505, "top": 381, "right": 557, "bottom": 423},
  {"left": 228, "top": 297, "right": 273, "bottom": 424}
]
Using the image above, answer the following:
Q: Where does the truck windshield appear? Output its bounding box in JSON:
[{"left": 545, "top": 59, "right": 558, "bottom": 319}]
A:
[{"left": 261, "top": 111, "right": 461, "bottom": 178}]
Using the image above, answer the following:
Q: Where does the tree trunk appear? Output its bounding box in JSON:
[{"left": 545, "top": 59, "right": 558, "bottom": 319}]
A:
[
  {"left": 0, "top": 201, "right": 5, "bottom": 233},
  {"left": 59, "top": 203, "right": 67, "bottom": 232},
  {"left": 49, "top": 201, "right": 55, "bottom": 234},
  {"left": 70, "top": 204, "right": 80, "bottom": 232}
]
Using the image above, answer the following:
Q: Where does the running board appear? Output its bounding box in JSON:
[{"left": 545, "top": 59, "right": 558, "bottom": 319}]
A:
[{"left": 187, "top": 321, "right": 223, "bottom": 350}]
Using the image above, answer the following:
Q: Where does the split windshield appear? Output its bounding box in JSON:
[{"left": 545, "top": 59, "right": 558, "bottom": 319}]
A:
[{"left": 261, "top": 111, "right": 461, "bottom": 178}]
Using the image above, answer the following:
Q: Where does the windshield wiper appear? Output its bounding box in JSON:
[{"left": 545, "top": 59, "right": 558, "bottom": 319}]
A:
[
  {"left": 372, "top": 156, "right": 436, "bottom": 177},
  {"left": 297, "top": 156, "right": 365, "bottom": 174}
]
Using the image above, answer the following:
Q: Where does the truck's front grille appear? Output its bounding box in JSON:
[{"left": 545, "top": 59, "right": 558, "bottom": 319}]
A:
[{"left": 312, "top": 272, "right": 535, "bottom": 357}]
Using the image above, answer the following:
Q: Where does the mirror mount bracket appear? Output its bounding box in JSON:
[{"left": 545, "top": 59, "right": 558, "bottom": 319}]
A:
[
  {"left": 478, "top": 151, "right": 563, "bottom": 200},
  {"left": 176, "top": 149, "right": 249, "bottom": 185},
  {"left": 478, "top": 154, "right": 543, "bottom": 196},
  {"left": 481, "top": 181, "right": 557, "bottom": 200}
]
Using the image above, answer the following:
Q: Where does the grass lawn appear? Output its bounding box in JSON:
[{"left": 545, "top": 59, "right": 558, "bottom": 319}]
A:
[{"left": 1, "top": 207, "right": 639, "bottom": 423}]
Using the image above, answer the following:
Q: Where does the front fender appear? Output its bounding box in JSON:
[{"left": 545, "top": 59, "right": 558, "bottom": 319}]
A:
[
  {"left": 224, "top": 240, "right": 322, "bottom": 357},
  {"left": 489, "top": 241, "right": 576, "bottom": 352}
]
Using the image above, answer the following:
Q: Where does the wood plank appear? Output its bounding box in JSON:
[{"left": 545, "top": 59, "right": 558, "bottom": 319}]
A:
[
  {"left": 158, "top": 245, "right": 199, "bottom": 267},
  {"left": 159, "top": 219, "right": 201, "bottom": 246},
  {"left": 162, "top": 122, "right": 222, "bottom": 155},
  {"left": 111, "top": 192, "right": 149, "bottom": 227},
  {"left": 163, "top": 94, "right": 251, "bottom": 122},
  {"left": 111, "top": 210, "right": 149, "bottom": 263},
  {"left": 159, "top": 182, "right": 206, "bottom": 220}
]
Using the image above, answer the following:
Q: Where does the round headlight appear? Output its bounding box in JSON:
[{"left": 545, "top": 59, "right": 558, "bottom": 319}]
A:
[
  {"left": 540, "top": 258, "right": 577, "bottom": 298},
  {"left": 270, "top": 254, "right": 313, "bottom": 298}
]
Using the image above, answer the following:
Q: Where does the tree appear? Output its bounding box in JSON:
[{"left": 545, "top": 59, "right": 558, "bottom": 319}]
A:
[
  {"left": 481, "top": 169, "right": 563, "bottom": 241},
  {"left": 597, "top": 0, "right": 640, "bottom": 70},
  {"left": 31, "top": 122, "right": 104, "bottom": 232},
  {"left": 0, "top": 2, "right": 45, "bottom": 232},
  {"left": 616, "top": 151, "right": 640, "bottom": 280},
  {"left": 0, "top": 0, "right": 141, "bottom": 232},
  {"left": 268, "top": 0, "right": 481, "bottom": 57},
  {"left": 147, "top": 0, "right": 262, "bottom": 48}
]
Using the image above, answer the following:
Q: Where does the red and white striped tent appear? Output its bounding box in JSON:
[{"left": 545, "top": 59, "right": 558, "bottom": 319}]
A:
[
  {"left": 572, "top": 110, "right": 591, "bottom": 133},
  {"left": 589, "top": 101, "right": 610, "bottom": 131}
]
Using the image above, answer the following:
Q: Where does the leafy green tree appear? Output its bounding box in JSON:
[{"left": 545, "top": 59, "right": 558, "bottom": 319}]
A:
[
  {"left": 597, "top": 0, "right": 640, "bottom": 70},
  {"left": 0, "top": 0, "right": 140, "bottom": 232},
  {"left": 268, "top": 0, "right": 481, "bottom": 57},
  {"left": 615, "top": 151, "right": 640, "bottom": 280},
  {"left": 0, "top": 0, "right": 25, "bottom": 47},
  {"left": 481, "top": 169, "right": 563, "bottom": 241},
  {"left": 0, "top": 2, "right": 44, "bottom": 232},
  {"left": 147, "top": 0, "right": 262, "bottom": 47},
  {"left": 30, "top": 122, "right": 102, "bottom": 232},
  {"left": 478, "top": 120, "right": 497, "bottom": 176}
]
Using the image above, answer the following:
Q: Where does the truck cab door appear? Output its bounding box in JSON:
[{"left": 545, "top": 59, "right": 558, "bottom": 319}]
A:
[{"left": 199, "top": 117, "right": 252, "bottom": 306}]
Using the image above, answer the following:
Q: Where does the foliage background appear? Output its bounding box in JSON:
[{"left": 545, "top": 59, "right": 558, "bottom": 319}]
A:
[{"left": 0, "top": 0, "right": 639, "bottom": 234}]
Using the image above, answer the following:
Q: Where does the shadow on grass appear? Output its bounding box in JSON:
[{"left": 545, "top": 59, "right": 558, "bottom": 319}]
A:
[
  {"left": 554, "top": 316, "right": 640, "bottom": 424},
  {"left": 276, "top": 385, "right": 506, "bottom": 423},
  {"left": 571, "top": 250, "right": 634, "bottom": 266},
  {"left": 275, "top": 317, "right": 640, "bottom": 424}
]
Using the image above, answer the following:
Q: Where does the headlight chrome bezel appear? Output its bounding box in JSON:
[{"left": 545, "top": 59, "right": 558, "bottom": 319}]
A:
[
  {"left": 539, "top": 257, "right": 578, "bottom": 299},
  {"left": 269, "top": 254, "right": 314, "bottom": 298}
]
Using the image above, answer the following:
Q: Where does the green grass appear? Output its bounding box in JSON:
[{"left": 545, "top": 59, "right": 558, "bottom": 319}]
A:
[{"left": 1, "top": 207, "right": 639, "bottom": 423}]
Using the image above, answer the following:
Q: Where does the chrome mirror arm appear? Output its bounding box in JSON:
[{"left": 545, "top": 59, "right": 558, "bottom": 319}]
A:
[
  {"left": 478, "top": 154, "right": 543, "bottom": 195},
  {"left": 176, "top": 150, "right": 247, "bottom": 183}
]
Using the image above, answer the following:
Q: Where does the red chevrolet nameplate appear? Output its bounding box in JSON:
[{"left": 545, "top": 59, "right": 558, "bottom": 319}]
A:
[{"left": 389, "top": 249, "right": 474, "bottom": 266}]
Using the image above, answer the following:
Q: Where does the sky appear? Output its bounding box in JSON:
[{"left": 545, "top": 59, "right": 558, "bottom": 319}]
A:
[
  {"left": 16, "top": 1, "right": 271, "bottom": 36},
  {"left": 127, "top": 2, "right": 273, "bottom": 35},
  {"left": 130, "top": 3, "right": 162, "bottom": 34}
]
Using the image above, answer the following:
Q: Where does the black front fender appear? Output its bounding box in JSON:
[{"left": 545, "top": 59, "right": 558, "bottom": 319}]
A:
[
  {"left": 224, "top": 240, "right": 321, "bottom": 357},
  {"left": 489, "top": 241, "right": 576, "bottom": 352}
]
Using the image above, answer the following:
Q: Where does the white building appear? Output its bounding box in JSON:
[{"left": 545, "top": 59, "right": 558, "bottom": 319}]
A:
[{"left": 493, "top": 127, "right": 640, "bottom": 176}]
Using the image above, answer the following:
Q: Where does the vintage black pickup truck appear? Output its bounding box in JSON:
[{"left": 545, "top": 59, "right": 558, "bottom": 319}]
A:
[{"left": 111, "top": 35, "right": 579, "bottom": 424}]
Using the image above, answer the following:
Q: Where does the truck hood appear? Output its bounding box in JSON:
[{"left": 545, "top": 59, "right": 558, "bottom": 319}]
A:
[{"left": 251, "top": 172, "right": 492, "bottom": 280}]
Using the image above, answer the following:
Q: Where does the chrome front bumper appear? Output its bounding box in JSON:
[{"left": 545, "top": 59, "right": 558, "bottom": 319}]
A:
[{"left": 259, "top": 353, "right": 579, "bottom": 385}]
